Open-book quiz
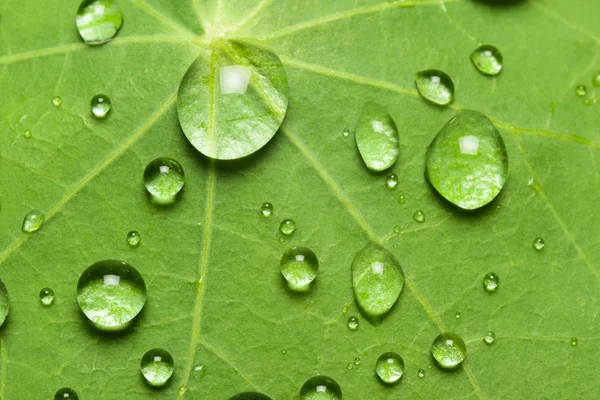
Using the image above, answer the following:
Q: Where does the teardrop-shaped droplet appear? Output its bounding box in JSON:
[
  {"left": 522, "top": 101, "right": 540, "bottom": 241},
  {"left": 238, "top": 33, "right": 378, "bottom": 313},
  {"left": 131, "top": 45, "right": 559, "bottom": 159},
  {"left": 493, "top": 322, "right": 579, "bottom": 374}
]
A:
[
  {"left": 575, "top": 85, "right": 587, "bottom": 97},
  {"left": 0, "top": 280, "right": 8, "bottom": 327},
  {"left": 127, "top": 231, "right": 141, "bottom": 247},
  {"left": 76, "top": 0, "right": 123, "bottom": 46},
  {"left": 426, "top": 110, "right": 508, "bottom": 210},
  {"left": 386, "top": 173, "right": 399, "bottom": 189},
  {"left": 53, "top": 96, "right": 62, "bottom": 107},
  {"left": 22, "top": 210, "right": 45, "bottom": 233},
  {"left": 483, "top": 331, "right": 496, "bottom": 344},
  {"left": 279, "top": 218, "right": 296, "bottom": 236},
  {"left": 471, "top": 45, "right": 503, "bottom": 76},
  {"left": 229, "top": 393, "right": 273, "bottom": 400},
  {"left": 352, "top": 244, "right": 404, "bottom": 319},
  {"left": 483, "top": 272, "right": 499, "bottom": 292},
  {"left": 23, "top": 129, "right": 32, "bottom": 138},
  {"left": 54, "top": 388, "right": 78, "bottom": 400},
  {"left": 375, "top": 352, "right": 404, "bottom": 384},
  {"left": 178, "top": 39, "right": 289, "bottom": 160},
  {"left": 431, "top": 332, "right": 467, "bottom": 369},
  {"left": 300, "top": 376, "right": 342, "bottom": 399},
  {"left": 261, "top": 202, "right": 273, "bottom": 217},
  {"left": 280, "top": 246, "right": 319, "bottom": 287},
  {"left": 40, "top": 287, "right": 55, "bottom": 306},
  {"left": 77, "top": 260, "right": 147, "bottom": 331},
  {"left": 141, "top": 348, "right": 175, "bottom": 387},
  {"left": 412, "top": 209, "right": 425, "bottom": 223},
  {"left": 533, "top": 237, "right": 545, "bottom": 251},
  {"left": 347, "top": 316, "right": 359, "bottom": 331},
  {"left": 143, "top": 157, "right": 185, "bottom": 205},
  {"left": 91, "top": 94, "right": 111, "bottom": 118},
  {"left": 415, "top": 70, "right": 454, "bottom": 105},
  {"left": 355, "top": 102, "right": 399, "bottom": 172}
]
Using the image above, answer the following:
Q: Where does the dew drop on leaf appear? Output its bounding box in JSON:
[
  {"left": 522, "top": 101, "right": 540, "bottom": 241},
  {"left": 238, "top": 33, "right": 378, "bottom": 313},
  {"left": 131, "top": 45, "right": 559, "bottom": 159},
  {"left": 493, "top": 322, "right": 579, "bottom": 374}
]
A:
[
  {"left": 455, "top": 311, "right": 461, "bottom": 319},
  {"left": 229, "top": 393, "right": 273, "bottom": 400},
  {"left": 76, "top": 0, "right": 123, "bottom": 46},
  {"left": 40, "top": 287, "right": 55, "bottom": 306},
  {"left": 143, "top": 157, "right": 185, "bottom": 205},
  {"left": 22, "top": 209, "right": 45, "bottom": 233},
  {"left": 426, "top": 110, "right": 508, "bottom": 210},
  {"left": 393, "top": 225, "right": 401, "bottom": 234},
  {"left": 0, "top": 280, "right": 8, "bottom": 327},
  {"left": 593, "top": 72, "right": 600, "bottom": 87},
  {"left": 347, "top": 316, "right": 359, "bottom": 331},
  {"left": 484, "top": 331, "right": 496, "bottom": 344},
  {"left": 415, "top": 69, "right": 455, "bottom": 105},
  {"left": 77, "top": 260, "right": 147, "bottom": 331},
  {"left": 193, "top": 364, "right": 206, "bottom": 375},
  {"left": 141, "top": 348, "right": 175, "bottom": 387},
  {"left": 483, "top": 272, "right": 499, "bottom": 292},
  {"left": 91, "top": 94, "right": 111, "bottom": 118},
  {"left": 533, "top": 237, "right": 545, "bottom": 251},
  {"left": 342, "top": 128, "right": 350, "bottom": 138},
  {"left": 300, "top": 376, "right": 342, "bottom": 399},
  {"left": 386, "top": 173, "right": 399, "bottom": 189},
  {"left": 52, "top": 96, "right": 62, "bottom": 107},
  {"left": 431, "top": 332, "right": 467, "bottom": 369},
  {"left": 571, "top": 337, "right": 578, "bottom": 346},
  {"left": 127, "top": 230, "right": 141, "bottom": 247},
  {"left": 23, "top": 129, "right": 32, "bottom": 138},
  {"left": 412, "top": 209, "right": 425, "bottom": 223},
  {"left": 261, "top": 202, "right": 273, "bottom": 217},
  {"left": 355, "top": 102, "right": 399, "bottom": 172},
  {"left": 575, "top": 85, "right": 587, "bottom": 97},
  {"left": 280, "top": 246, "right": 319, "bottom": 287},
  {"left": 417, "top": 369, "right": 425, "bottom": 378},
  {"left": 54, "top": 388, "right": 78, "bottom": 400},
  {"left": 471, "top": 45, "right": 503, "bottom": 76},
  {"left": 279, "top": 218, "right": 296, "bottom": 236},
  {"left": 354, "top": 357, "right": 361, "bottom": 366},
  {"left": 346, "top": 363, "right": 353, "bottom": 370},
  {"left": 397, "top": 194, "right": 405, "bottom": 204},
  {"left": 375, "top": 352, "right": 404, "bottom": 384}
]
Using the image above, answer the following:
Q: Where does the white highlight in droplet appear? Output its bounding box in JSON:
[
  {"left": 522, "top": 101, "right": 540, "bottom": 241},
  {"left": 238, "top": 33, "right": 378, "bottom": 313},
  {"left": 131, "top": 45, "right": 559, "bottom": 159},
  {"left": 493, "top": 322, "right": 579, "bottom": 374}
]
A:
[
  {"left": 371, "top": 261, "right": 384, "bottom": 276},
  {"left": 159, "top": 165, "right": 170, "bottom": 174},
  {"left": 316, "top": 385, "right": 326, "bottom": 393},
  {"left": 103, "top": 275, "right": 121, "bottom": 286},
  {"left": 459, "top": 135, "right": 480, "bottom": 155},
  {"left": 220, "top": 65, "right": 252, "bottom": 95}
]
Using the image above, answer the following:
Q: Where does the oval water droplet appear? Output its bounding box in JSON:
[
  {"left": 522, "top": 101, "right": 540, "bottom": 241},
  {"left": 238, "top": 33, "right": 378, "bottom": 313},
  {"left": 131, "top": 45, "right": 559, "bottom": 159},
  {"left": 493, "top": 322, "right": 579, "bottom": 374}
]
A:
[
  {"left": 575, "top": 85, "right": 587, "bottom": 97},
  {"left": 593, "top": 72, "right": 600, "bottom": 87},
  {"left": 76, "top": 0, "right": 123, "bottom": 46},
  {"left": 352, "top": 244, "right": 404, "bottom": 320},
  {"left": 53, "top": 96, "right": 62, "bottom": 107},
  {"left": 471, "top": 45, "right": 503, "bottom": 76},
  {"left": 40, "top": 288, "right": 55, "bottom": 306},
  {"left": 393, "top": 225, "right": 401, "bottom": 234},
  {"left": 91, "top": 94, "right": 111, "bottom": 118},
  {"left": 386, "top": 173, "right": 399, "bottom": 189},
  {"left": 229, "top": 393, "right": 273, "bottom": 400},
  {"left": 375, "top": 352, "right": 404, "bottom": 384},
  {"left": 354, "top": 357, "right": 361, "bottom": 366},
  {"left": 342, "top": 128, "right": 350, "bottom": 138},
  {"left": 412, "top": 209, "right": 425, "bottom": 223},
  {"left": 127, "top": 231, "right": 141, "bottom": 247},
  {"left": 533, "top": 237, "right": 545, "bottom": 251},
  {"left": 415, "top": 70, "right": 454, "bottom": 105},
  {"left": 397, "top": 195, "right": 405, "bottom": 204},
  {"left": 483, "top": 331, "right": 496, "bottom": 344},
  {"left": 143, "top": 157, "right": 185, "bottom": 205},
  {"left": 426, "top": 110, "right": 508, "bottom": 210},
  {"left": 483, "top": 272, "right": 499, "bottom": 292},
  {"left": 280, "top": 246, "right": 319, "bottom": 287},
  {"left": 347, "top": 316, "right": 359, "bottom": 331},
  {"left": 261, "top": 202, "right": 273, "bottom": 217},
  {"left": 0, "top": 280, "right": 8, "bottom": 327},
  {"left": 77, "top": 260, "right": 147, "bottom": 331},
  {"left": 22, "top": 210, "right": 45, "bottom": 233},
  {"left": 431, "top": 332, "right": 467, "bottom": 369},
  {"left": 300, "top": 376, "right": 342, "bottom": 399},
  {"left": 417, "top": 369, "right": 425, "bottom": 378},
  {"left": 279, "top": 218, "right": 296, "bottom": 236},
  {"left": 54, "top": 388, "right": 78, "bottom": 400},
  {"left": 355, "top": 102, "right": 399, "bottom": 172},
  {"left": 178, "top": 40, "right": 289, "bottom": 160},
  {"left": 571, "top": 337, "right": 578, "bottom": 346},
  {"left": 455, "top": 311, "right": 461, "bottom": 319},
  {"left": 23, "top": 129, "right": 32, "bottom": 138},
  {"left": 141, "top": 348, "right": 175, "bottom": 387}
]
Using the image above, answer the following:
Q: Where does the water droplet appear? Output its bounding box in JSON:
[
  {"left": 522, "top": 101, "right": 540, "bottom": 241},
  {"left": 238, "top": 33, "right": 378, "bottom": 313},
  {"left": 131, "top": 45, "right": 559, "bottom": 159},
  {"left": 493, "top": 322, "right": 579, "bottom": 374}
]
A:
[
  {"left": 470, "top": 45, "right": 503, "bottom": 76},
  {"left": 342, "top": 128, "right": 350, "bottom": 138},
  {"left": 393, "top": 225, "right": 401, "bottom": 234},
  {"left": 375, "top": 352, "right": 404, "bottom": 384},
  {"left": 127, "top": 231, "right": 141, "bottom": 247},
  {"left": 77, "top": 260, "right": 147, "bottom": 331},
  {"left": 40, "top": 288, "right": 55, "bottom": 306},
  {"left": 571, "top": 337, "right": 578, "bottom": 346},
  {"left": 261, "top": 202, "right": 273, "bottom": 217},
  {"left": 347, "top": 316, "right": 359, "bottom": 331},
  {"left": 533, "top": 237, "right": 545, "bottom": 251},
  {"left": 76, "top": 0, "right": 123, "bottom": 46},
  {"left": 279, "top": 218, "right": 296, "bottom": 236},
  {"left": 193, "top": 364, "right": 205, "bottom": 374},
  {"left": 426, "top": 110, "right": 508, "bottom": 210},
  {"left": 412, "top": 209, "right": 425, "bottom": 223},
  {"left": 386, "top": 173, "right": 399, "bottom": 189},
  {"left": 178, "top": 386, "right": 189, "bottom": 397},
  {"left": 230, "top": 393, "right": 273, "bottom": 400},
  {"left": 91, "top": 94, "right": 111, "bottom": 118},
  {"left": 352, "top": 244, "right": 404, "bottom": 320},
  {"left": 483, "top": 272, "right": 499, "bottom": 292},
  {"left": 483, "top": 331, "right": 496, "bottom": 345},
  {"left": 431, "top": 332, "right": 467, "bottom": 369},
  {"left": 593, "top": 72, "right": 600, "bottom": 87},
  {"left": 144, "top": 157, "right": 185, "bottom": 205},
  {"left": 575, "top": 85, "right": 587, "bottom": 97},
  {"left": 415, "top": 69, "right": 454, "bottom": 105},
  {"left": 141, "top": 348, "right": 175, "bottom": 387},
  {"left": 455, "top": 311, "right": 461, "bottom": 319},
  {"left": 23, "top": 129, "right": 32, "bottom": 138},
  {"left": 54, "top": 388, "right": 78, "bottom": 400},
  {"left": 53, "top": 96, "right": 62, "bottom": 107},
  {"left": 397, "top": 195, "right": 406, "bottom": 204},
  {"left": 0, "top": 280, "right": 8, "bottom": 328},
  {"left": 280, "top": 246, "right": 318, "bottom": 288},
  {"left": 300, "top": 376, "right": 342, "bottom": 399},
  {"left": 354, "top": 357, "right": 361, "bottom": 366},
  {"left": 22, "top": 210, "right": 45, "bottom": 233},
  {"left": 346, "top": 363, "right": 353, "bottom": 370},
  {"left": 417, "top": 369, "right": 425, "bottom": 378},
  {"left": 355, "top": 102, "right": 399, "bottom": 172}
]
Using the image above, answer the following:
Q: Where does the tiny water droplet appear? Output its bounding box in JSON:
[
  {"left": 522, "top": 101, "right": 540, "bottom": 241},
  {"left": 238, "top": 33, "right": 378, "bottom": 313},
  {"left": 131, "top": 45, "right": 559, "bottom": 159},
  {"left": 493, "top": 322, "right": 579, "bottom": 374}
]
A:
[
  {"left": 261, "top": 202, "right": 273, "bottom": 217},
  {"left": 141, "top": 348, "right": 175, "bottom": 387},
  {"left": 342, "top": 128, "right": 350, "bottom": 138},
  {"left": 178, "top": 385, "right": 189, "bottom": 396},
  {"left": 91, "top": 94, "right": 112, "bottom": 118},
  {"left": 127, "top": 231, "right": 141, "bottom": 247},
  {"left": 347, "top": 316, "right": 359, "bottom": 331},
  {"left": 0, "top": 280, "right": 8, "bottom": 328},
  {"left": 593, "top": 72, "right": 600, "bottom": 87},
  {"left": 533, "top": 237, "right": 545, "bottom": 251},
  {"left": 397, "top": 194, "right": 405, "bottom": 204},
  {"left": 471, "top": 45, "right": 503, "bottom": 76},
  {"left": 571, "top": 337, "right": 578, "bottom": 346},
  {"left": 53, "top": 96, "right": 62, "bottom": 107},
  {"left": 375, "top": 352, "right": 404, "bottom": 384},
  {"left": 355, "top": 102, "right": 400, "bottom": 171},
  {"left": 393, "top": 225, "right": 401, "bottom": 234},
  {"left": 455, "top": 311, "right": 461, "bottom": 319},
  {"left": 483, "top": 272, "right": 499, "bottom": 292},
  {"left": 229, "top": 393, "right": 273, "bottom": 400},
  {"left": 23, "top": 129, "right": 32, "bottom": 138},
  {"left": 54, "top": 388, "right": 78, "bottom": 400},
  {"left": 76, "top": 0, "right": 123, "bottom": 46},
  {"left": 279, "top": 218, "right": 296, "bottom": 236},
  {"left": 354, "top": 357, "right": 361, "bottom": 366},
  {"left": 300, "top": 376, "right": 342, "bottom": 399},
  {"left": 412, "top": 209, "right": 425, "bottom": 223},
  {"left": 280, "top": 246, "right": 318, "bottom": 288},
  {"left": 346, "top": 362, "right": 353, "bottom": 370},
  {"left": 431, "top": 332, "right": 467, "bottom": 369},
  {"left": 342, "top": 306, "right": 348, "bottom": 313},
  {"left": 417, "top": 369, "right": 425, "bottom": 378},
  {"left": 583, "top": 98, "right": 592, "bottom": 106},
  {"left": 22, "top": 210, "right": 45, "bottom": 233},
  {"left": 386, "top": 173, "right": 399, "bottom": 189},
  {"left": 144, "top": 157, "right": 185, "bottom": 205},
  {"left": 483, "top": 331, "right": 496, "bottom": 345},
  {"left": 40, "top": 288, "right": 55, "bottom": 306},
  {"left": 575, "top": 85, "right": 587, "bottom": 97},
  {"left": 281, "top": 349, "right": 286, "bottom": 354},
  {"left": 193, "top": 364, "right": 205, "bottom": 374},
  {"left": 415, "top": 69, "right": 455, "bottom": 105}
]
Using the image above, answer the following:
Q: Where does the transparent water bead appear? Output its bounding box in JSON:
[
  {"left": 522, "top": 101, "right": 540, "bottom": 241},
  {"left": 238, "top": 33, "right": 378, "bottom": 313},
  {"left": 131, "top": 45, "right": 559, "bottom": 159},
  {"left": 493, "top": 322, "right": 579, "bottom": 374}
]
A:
[
  {"left": 53, "top": 96, "right": 62, "bottom": 107},
  {"left": 355, "top": 102, "right": 400, "bottom": 172},
  {"left": 127, "top": 231, "right": 141, "bottom": 247},
  {"left": 593, "top": 72, "right": 600, "bottom": 87},
  {"left": 412, "top": 209, "right": 425, "bottom": 223},
  {"left": 280, "top": 246, "right": 319, "bottom": 288},
  {"left": 483, "top": 331, "right": 496, "bottom": 344},
  {"left": 571, "top": 337, "right": 578, "bottom": 346},
  {"left": 141, "top": 348, "right": 175, "bottom": 387},
  {"left": 386, "top": 173, "right": 399, "bottom": 189},
  {"left": 347, "top": 316, "right": 359, "bottom": 331},
  {"left": 261, "top": 202, "right": 273, "bottom": 217},
  {"left": 22, "top": 210, "right": 45, "bottom": 233},
  {"left": 533, "top": 237, "right": 545, "bottom": 251},
  {"left": 76, "top": 0, "right": 123, "bottom": 46},
  {"left": 23, "top": 129, "right": 32, "bottom": 138},
  {"left": 0, "top": 280, "right": 8, "bottom": 327},
  {"left": 342, "top": 128, "right": 350, "bottom": 138},
  {"left": 575, "top": 85, "right": 587, "bottom": 97},
  {"left": 415, "top": 69, "right": 454, "bottom": 105},
  {"left": 425, "top": 110, "right": 508, "bottom": 210},
  {"left": 279, "top": 218, "right": 296, "bottom": 236},
  {"left": 471, "top": 45, "right": 503, "bottom": 76},
  {"left": 143, "top": 157, "right": 185, "bottom": 205},
  {"left": 417, "top": 369, "right": 425, "bottom": 378},
  {"left": 91, "top": 94, "right": 112, "bottom": 118},
  {"left": 229, "top": 393, "right": 273, "bottom": 400},
  {"left": 77, "top": 260, "right": 147, "bottom": 331},
  {"left": 397, "top": 195, "right": 406, "bottom": 204},
  {"left": 483, "top": 272, "right": 499, "bottom": 292},
  {"left": 300, "top": 376, "right": 342, "bottom": 399},
  {"left": 455, "top": 311, "right": 461, "bottom": 319},
  {"left": 40, "top": 288, "right": 55, "bottom": 306},
  {"left": 431, "top": 332, "right": 467, "bottom": 369},
  {"left": 54, "top": 388, "right": 78, "bottom": 399},
  {"left": 375, "top": 352, "right": 404, "bottom": 384}
]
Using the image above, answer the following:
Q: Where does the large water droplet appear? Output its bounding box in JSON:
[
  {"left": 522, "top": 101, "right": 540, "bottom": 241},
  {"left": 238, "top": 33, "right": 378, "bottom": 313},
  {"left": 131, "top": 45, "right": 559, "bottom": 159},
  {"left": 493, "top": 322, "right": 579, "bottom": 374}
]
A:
[
  {"left": 483, "top": 272, "right": 499, "bottom": 292},
  {"left": 127, "top": 231, "right": 141, "bottom": 247},
  {"left": 352, "top": 244, "right": 404, "bottom": 320},
  {"left": 279, "top": 218, "right": 296, "bottom": 236},
  {"left": 386, "top": 173, "right": 399, "bottom": 189},
  {"left": 76, "top": 0, "right": 123, "bottom": 46},
  {"left": 143, "top": 157, "right": 185, "bottom": 205},
  {"left": 22, "top": 210, "right": 45, "bottom": 233},
  {"left": 280, "top": 246, "right": 319, "bottom": 287},
  {"left": 77, "top": 260, "right": 147, "bottom": 331},
  {"left": 40, "top": 288, "right": 55, "bottom": 306},
  {"left": 426, "top": 110, "right": 508, "bottom": 210},
  {"left": 415, "top": 70, "right": 454, "bottom": 105},
  {"left": 533, "top": 237, "right": 545, "bottom": 251},
  {"left": 483, "top": 331, "right": 496, "bottom": 344},
  {"left": 141, "top": 348, "right": 175, "bottom": 387},
  {"left": 300, "top": 376, "right": 342, "bottom": 399},
  {"left": 347, "top": 316, "right": 359, "bottom": 331},
  {"left": 229, "top": 393, "right": 273, "bottom": 400},
  {"left": 431, "top": 332, "right": 467, "bottom": 369},
  {"left": 355, "top": 102, "right": 399, "bottom": 172},
  {"left": 375, "top": 352, "right": 404, "bottom": 384},
  {"left": 575, "top": 85, "right": 587, "bottom": 97},
  {"left": 261, "top": 202, "right": 273, "bottom": 217},
  {"left": 0, "top": 280, "right": 8, "bottom": 327},
  {"left": 471, "top": 45, "right": 503, "bottom": 76},
  {"left": 54, "top": 388, "right": 78, "bottom": 399},
  {"left": 412, "top": 209, "right": 425, "bottom": 223},
  {"left": 91, "top": 94, "right": 111, "bottom": 118}
]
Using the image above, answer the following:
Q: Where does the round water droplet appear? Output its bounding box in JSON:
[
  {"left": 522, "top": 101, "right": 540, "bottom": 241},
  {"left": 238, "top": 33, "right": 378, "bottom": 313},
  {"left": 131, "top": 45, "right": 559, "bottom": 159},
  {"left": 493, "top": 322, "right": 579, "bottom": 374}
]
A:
[
  {"left": 261, "top": 202, "right": 273, "bottom": 217},
  {"left": 280, "top": 246, "right": 318, "bottom": 287},
  {"left": 22, "top": 210, "right": 45, "bottom": 233},
  {"left": 375, "top": 352, "right": 404, "bottom": 384},
  {"left": 571, "top": 337, "right": 578, "bottom": 346},
  {"left": 342, "top": 128, "right": 350, "bottom": 138},
  {"left": 40, "top": 288, "right": 55, "bottom": 306},
  {"left": 426, "top": 110, "right": 508, "bottom": 210},
  {"left": 53, "top": 96, "right": 62, "bottom": 107},
  {"left": 431, "top": 332, "right": 467, "bottom": 369},
  {"left": 229, "top": 393, "right": 273, "bottom": 400},
  {"left": 279, "top": 218, "right": 296, "bottom": 236},
  {"left": 397, "top": 195, "right": 405, "bottom": 204},
  {"left": 455, "top": 311, "right": 461, "bottom": 319},
  {"left": 471, "top": 45, "right": 503, "bottom": 76},
  {"left": 23, "top": 129, "right": 32, "bottom": 138},
  {"left": 347, "top": 316, "right": 359, "bottom": 331},
  {"left": 141, "top": 348, "right": 175, "bottom": 387},
  {"left": 415, "top": 70, "right": 455, "bottom": 105},
  {"left": 0, "top": 280, "right": 8, "bottom": 327},
  {"left": 91, "top": 94, "right": 111, "bottom": 118},
  {"left": 483, "top": 272, "right": 499, "bottom": 292},
  {"left": 76, "top": 0, "right": 123, "bottom": 46},
  {"left": 593, "top": 72, "right": 600, "bottom": 87},
  {"left": 127, "top": 231, "right": 141, "bottom": 247},
  {"left": 417, "top": 369, "right": 425, "bottom": 378},
  {"left": 143, "top": 157, "right": 185, "bottom": 205},
  {"left": 575, "top": 85, "right": 587, "bottom": 97},
  {"left": 386, "top": 173, "right": 399, "bottom": 189},
  {"left": 77, "top": 260, "right": 147, "bottom": 331},
  {"left": 355, "top": 102, "right": 399, "bottom": 172},
  {"left": 346, "top": 363, "right": 353, "bottom": 370},
  {"left": 533, "top": 237, "right": 545, "bottom": 251},
  {"left": 54, "top": 388, "right": 78, "bottom": 400},
  {"left": 393, "top": 225, "right": 401, "bottom": 234},
  {"left": 413, "top": 209, "right": 425, "bottom": 223},
  {"left": 300, "top": 376, "right": 342, "bottom": 399},
  {"left": 483, "top": 331, "right": 496, "bottom": 344},
  {"left": 354, "top": 357, "right": 361, "bottom": 366},
  {"left": 352, "top": 244, "right": 404, "bottom": 320}
]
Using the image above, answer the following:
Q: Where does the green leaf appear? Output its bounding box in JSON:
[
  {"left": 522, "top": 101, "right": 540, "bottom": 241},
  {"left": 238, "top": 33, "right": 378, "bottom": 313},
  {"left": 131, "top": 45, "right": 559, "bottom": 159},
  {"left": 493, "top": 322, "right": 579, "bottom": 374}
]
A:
[{"left": 0, "top": 0, "right": 599, "bottom": 399}]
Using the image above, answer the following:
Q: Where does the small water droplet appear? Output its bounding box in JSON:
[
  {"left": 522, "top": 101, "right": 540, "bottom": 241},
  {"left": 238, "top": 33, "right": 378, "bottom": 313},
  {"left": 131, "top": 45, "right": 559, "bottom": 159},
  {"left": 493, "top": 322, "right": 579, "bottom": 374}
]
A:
[
  {"left": 76, "top": 0, "right": 123, "bottom": 46},
  {"left": 471, "top": 45, "right": 503, "bottom": 76},
  {"left": 23, "top": 129, "right": 32, "bottom": 138},
  {"left": 347, "top": 316, "right": 359, "bottom": 331},
  {"left": 342, "top": 306, "right": 348, "bottom": 313},
  {"left": 127, "top": 231, "right": 141, "bottom": 247},
  {"left": 144, "top": 157, "right": 185, "bottom": 205},
  {"left": 355, "top": 102, "right": 399, "bottom": 171},
  {"left": 533, "top": 237, "right": 545, "bottom": 251},
  {"left": 178, "top": 385, "right": 189, "bottom": 397},
  {"left": 261, "top": 202, "right": 273, "bottom": 217},
  {"left": 22, "top": 210, "right": 45, "bottom": 233},
  {"left": 417, "top": 369, "right": 425, "bottom": 378},
  {"left": 393, "top": 225, "right": 401, "bottom": 234},
  {"left": 342, "top": 128, "right": 350, "bottom": 138},
  {"left": 346, "top": 362, "right": 353, "bottom": 370},
  {"left": 300, "top": 376, "right": 342, "bottom": 399},
  {"left": 397, "top": 194, "right": 405, "bottom": 204},
  {"left": 193, "top": 364, "right": 205, "bottom": 374},
  {"left": 141, "top": 348, "right": 174, "bottom": 387},
  {"left": 40, "top": 288, "right": 55, "bottom": 306},
  {"left": 53, "top": 96, "right": 62, "bottom": 107},
  {"left": 91, "top": 94, "right": 112, "bottom": 118},
  {"left": 575, "top": 85, "right": 587, "bottom": 97},
  {"left": 483, "top": 331, "right": 496, "bottom": 345},
  {"left": 280, "top": 246, "right": 318, "bottom": 289},
  {"left": 568, "top": 337, "right": 577, "bottom": 346},
  {"left": 281, "top": 349, "right": 286, "bottom": 354},
  {"left": 455, "top": 311, "right": 461, "bottom": 319},
  {"left": 279, "top": 218, "right": 296, "bottom": 236},
  {"left": 415, "top": 69, "right": 454, "bottom": 105},
  {"left": 483, "top": 272, "right": 499, "bottom": 292},
  {"left": 593, "top": 72, "right": 600, "bottom": 87},
  {"left": 354, "top": 357, "right": 361, "bottom": 366},
  {"left": 375, "top": 352, "right": 404, "bottom": 384},
  {"left": 54, "top": 388, "right": 78, "bottom": 400},
  {"left": 0, "top": 280, "right": 8, "bottom": 328},
  {"left": 431, "top": 332, "right": 467, "bottom": 369},
  {"left": 386, "top": 173, "right": 399, "bottom": 189},
  {"left": 412, "top": 209, "right": 425, "bottom": 223}
]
